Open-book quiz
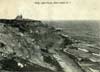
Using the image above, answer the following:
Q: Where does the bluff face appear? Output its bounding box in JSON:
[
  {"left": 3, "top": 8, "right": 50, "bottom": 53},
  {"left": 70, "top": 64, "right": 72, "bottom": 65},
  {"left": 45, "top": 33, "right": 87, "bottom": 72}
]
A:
[{"left": 0, "top": 18, "right": 70, "bottom": 72}]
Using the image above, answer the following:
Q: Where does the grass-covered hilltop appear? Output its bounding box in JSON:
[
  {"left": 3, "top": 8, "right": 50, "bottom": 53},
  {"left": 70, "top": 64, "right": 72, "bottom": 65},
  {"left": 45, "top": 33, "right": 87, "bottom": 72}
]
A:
[{"left": 0, "top": 16, "right": 99, "bottom": 72}]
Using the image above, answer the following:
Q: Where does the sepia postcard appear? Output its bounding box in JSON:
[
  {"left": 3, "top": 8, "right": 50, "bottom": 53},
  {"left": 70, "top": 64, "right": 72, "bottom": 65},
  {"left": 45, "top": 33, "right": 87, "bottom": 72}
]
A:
[{"left": 0, "top": 0, "right": 99, "bottom": 72}]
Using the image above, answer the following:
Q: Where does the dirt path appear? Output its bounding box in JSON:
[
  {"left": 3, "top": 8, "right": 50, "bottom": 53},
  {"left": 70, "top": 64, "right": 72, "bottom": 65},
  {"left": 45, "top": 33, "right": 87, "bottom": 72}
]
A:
[{"left": 53, "top": 51, "right": 84, "bottom": 72}]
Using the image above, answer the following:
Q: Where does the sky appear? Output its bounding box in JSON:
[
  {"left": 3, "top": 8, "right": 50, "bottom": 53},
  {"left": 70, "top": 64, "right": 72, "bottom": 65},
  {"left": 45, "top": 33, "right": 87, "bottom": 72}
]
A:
[{"left": 0, "top": 0, "right": 99, "bottom": 20}]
